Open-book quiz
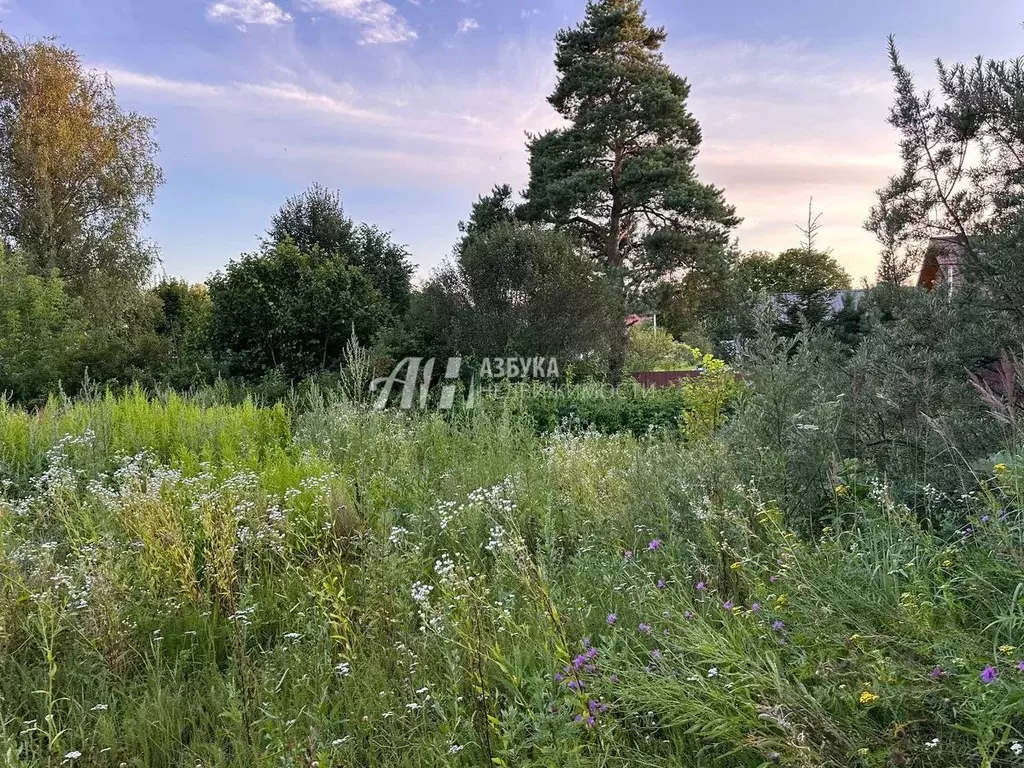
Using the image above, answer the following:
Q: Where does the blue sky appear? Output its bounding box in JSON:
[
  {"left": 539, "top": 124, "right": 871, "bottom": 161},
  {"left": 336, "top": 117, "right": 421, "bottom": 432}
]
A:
[{"left": 1, "top": 0, "right": 1021, "bottom": 283}]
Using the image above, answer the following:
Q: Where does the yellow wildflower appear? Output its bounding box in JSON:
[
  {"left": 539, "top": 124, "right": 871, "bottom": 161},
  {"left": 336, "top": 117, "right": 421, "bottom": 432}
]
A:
[
  {"left": 775, "top": 594, "right": 787, "bottom": 606},
  {"left": 941, "top": 559, "right": 953, "bottom": 567},
  {"left": 994, "top": 463, "right": 1008, "bottom": 474},
  {"left": 859, "top": 691, "right": 879, "bottom": 705},
  {"left": 730, "top": 562, "right": 742, "bottom": 571},
  {"left": 999, "top": 645, "right": 1016, "bottom": 655},
  {"left": 834, "top": 484, "right": 849, "bottom": 497}
]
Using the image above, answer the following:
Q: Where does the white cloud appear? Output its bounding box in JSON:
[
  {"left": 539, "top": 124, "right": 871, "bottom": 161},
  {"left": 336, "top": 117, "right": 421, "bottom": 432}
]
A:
[
  {"left": 298, "top": 0, "right": 416, "bottom": 44},
  {"left": 206, "top": 0, "right": 292, "bottom": 26},
  {"left": 105, "top": 36, "right": 904, "bottom": 280},
  {"left": 456, "top": 18, "right": 480, "bottom": 34}
]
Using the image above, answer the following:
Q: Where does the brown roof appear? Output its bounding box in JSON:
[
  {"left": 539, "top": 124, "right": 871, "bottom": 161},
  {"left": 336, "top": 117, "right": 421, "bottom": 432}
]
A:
[{"left": 918, "top": 236, "right": 967, "bottom": 291}]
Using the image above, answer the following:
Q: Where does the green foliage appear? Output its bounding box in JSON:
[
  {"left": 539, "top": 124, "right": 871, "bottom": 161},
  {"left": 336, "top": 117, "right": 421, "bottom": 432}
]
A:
[
  {"left": 413, "top": 221, "right": 615, "bottom": 362},
  {"left": 624, "top": 324, "right": 694, "bottom": 373},
  {"left": 208, "top": 239, "right": 390, "bottom": 381},
  {"left": 0, "top": 244, "right": 83, "bottom": 402},
  {"left": 867, "top": 36, "right": 1024, "bottom": 317},
  {"left": 0, "top": 31, "right": 162, "bottom": 296},
  {"left": 500, "top": 380, "right": 692, "bottom": 437},
  {"left": 522, "top": 0, "right": 739, "bottom": 379},
  {"left": 0, "top": 391, "right": 1022, "bottom": 768},
  {"left": 267, "top": 184, "right": 414, "bottom": 314}
]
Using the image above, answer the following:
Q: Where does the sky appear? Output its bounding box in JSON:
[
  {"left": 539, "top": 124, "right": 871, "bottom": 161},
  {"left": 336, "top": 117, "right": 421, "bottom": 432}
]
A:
[{"left": 0, "top": 0, "right": 1021, "bottom": 284}]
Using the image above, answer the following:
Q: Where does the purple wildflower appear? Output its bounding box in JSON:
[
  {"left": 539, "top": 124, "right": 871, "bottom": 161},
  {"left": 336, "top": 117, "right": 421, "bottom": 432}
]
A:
[
  {"left": 607, "top": 613, "right": 617, "bottom": 626},
  {"left": 648, "top": 539, "right": 662, "bottom": 551},
  {"left": 770, "top": 575, "right": 778, "bottom": 584},
  {"left": 588, "top": 699, "right": 600, "bottom": 713},
  {"left": 683, "top": 610, "right": 694, "bottom": 620},
  {"left": 586, "top": 716, "right": 595, "bottom": 727},
  {"left": 624, "top": 550, "right": 633, "bottom": 560},
  {"left": 696, "top": 581, "right": 706, "bottom": 591},
  {"left": 585, "top": 647, "right": 598, "bottom": 660},
  {"left": 657, "top": 578, "right": 666, "bottom": 590},
  {"left": 609, "top": 674, "right": 618, "bottom": 684},
  {"left": 981, "top": 514, "right": 991, "bottom": 523},
  {"left": 751, "top": 603, "right": 761, "bottom": 613},
  {"left": 771, "top": 620, "right": 785, "bottom": 632},
  {"left": 567, "top": 680, "right": 583, "bottom": 692},
  {"left": 581, "top": 636, "right": 591, "bottom": 649},
  {"left": 651, "top": 648, "right": 662, "bottom": 660},
  {"left": 555, "top": 672, "right": 564, "bottom": 683},
  {"left": 574, "top": 714, "right": 582, "bottom": 723},
  {"left": 723, "top": 600, "right": 734, "bottom": 612},
  {"left": 962, "top": 525, "right": 974, "bottom": 539},
  {"left": 980, "top": 665, "right": 999, "bottom": 684},
  {"left": 1017, "top": 660, "right": 1024, "bottom": 672},
  {"left": 584, "top": 664, "right": 596, "bottom": 674},
  {"left": 929, "top": 666, "right": 944, "bottom": 680},
  {"left": 638, "top": 622, "right": 652, "bottom": 634}
]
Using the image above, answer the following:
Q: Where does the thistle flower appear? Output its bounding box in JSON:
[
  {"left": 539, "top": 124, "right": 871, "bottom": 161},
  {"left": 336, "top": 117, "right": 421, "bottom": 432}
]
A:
[{"left": 980, "top": 665, "right": 999, "bottom": 684}]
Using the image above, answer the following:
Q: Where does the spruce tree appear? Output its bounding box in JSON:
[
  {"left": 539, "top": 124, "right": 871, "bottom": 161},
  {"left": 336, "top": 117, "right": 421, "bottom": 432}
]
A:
[{"left": 522, "top": 0, "right": 739, "bottom": 381}]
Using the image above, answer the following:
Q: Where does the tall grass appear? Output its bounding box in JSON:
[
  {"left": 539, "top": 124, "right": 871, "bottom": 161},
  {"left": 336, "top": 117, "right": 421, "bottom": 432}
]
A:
[{"left": 0, "top": 391, "right": 1021, "bottom": 767}]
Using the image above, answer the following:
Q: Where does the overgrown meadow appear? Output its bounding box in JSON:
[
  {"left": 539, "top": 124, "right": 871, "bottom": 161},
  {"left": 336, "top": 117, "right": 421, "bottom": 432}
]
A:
[{"left": 0, "top": 388, "right": 1022, "bottom": 768}]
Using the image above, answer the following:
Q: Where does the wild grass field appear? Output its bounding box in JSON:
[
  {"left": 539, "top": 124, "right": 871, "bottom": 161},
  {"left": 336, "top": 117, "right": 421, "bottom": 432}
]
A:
[{"left": 0, "top": 388, "right": 1022, "bottom": 768}]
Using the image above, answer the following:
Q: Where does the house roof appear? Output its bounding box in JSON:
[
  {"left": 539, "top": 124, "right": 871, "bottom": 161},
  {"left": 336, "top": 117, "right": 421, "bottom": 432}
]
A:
[{"left": 918, "top": 236, "right": 967, "bottom": 291}]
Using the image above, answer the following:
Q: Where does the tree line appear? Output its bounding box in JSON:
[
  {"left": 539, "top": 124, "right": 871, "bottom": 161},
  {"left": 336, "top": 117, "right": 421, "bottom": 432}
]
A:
[{"left": 2, "top": 2, "right": 1023, "bottom": 405}]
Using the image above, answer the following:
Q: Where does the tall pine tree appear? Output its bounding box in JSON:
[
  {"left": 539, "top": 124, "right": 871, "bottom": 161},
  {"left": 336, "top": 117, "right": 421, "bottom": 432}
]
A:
[{"left": 522, "top": 0, "right": 739, "bottom": 381}]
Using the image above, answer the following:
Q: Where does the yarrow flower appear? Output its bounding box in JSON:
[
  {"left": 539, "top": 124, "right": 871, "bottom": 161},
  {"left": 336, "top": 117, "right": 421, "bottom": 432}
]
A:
[
  {"left": 980, "top": 665, "right": 999, "bottom": 684},
  {"left": 925, "top": 738, "right": 939, "bottom": 750},
  {"left": 1011, "top": 741, "right": 1023, "bottom": 756}
]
